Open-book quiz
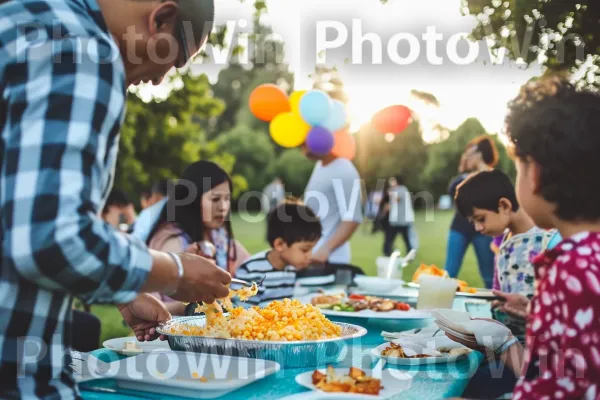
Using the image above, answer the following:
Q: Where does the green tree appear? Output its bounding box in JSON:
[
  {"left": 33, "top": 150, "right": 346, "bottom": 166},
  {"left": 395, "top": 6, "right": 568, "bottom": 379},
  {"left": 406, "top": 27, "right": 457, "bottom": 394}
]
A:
[
  {"left": 272, "top": 149, "right": 315, "bottom": 197},
  {"left": 216, "top": 125, "right": 277, "bottom": 193},
  {"left": 209, "top": 20, "right": 295, "bottom": 137},
  {"left": 462, "top": 0, "right": 599, "bottom": 88},
  {"left": 115, "top": 73, "right": 251, "bottom": 203},
  {"left": 310, "top": 66, "right": 349, "bottom": 104},
  {"left": 356, "top": 120, "right": 429, "bottom": 193}
]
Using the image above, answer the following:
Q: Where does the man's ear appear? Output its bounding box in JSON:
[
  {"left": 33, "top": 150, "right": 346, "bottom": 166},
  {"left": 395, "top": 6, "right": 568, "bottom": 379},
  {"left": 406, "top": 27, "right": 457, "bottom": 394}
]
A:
[
  {"left": 498, "top": 198, "right": 513, "bottom": 213},
  {"left": 149, "top": 1, "right": 179, "bottom": 36}
]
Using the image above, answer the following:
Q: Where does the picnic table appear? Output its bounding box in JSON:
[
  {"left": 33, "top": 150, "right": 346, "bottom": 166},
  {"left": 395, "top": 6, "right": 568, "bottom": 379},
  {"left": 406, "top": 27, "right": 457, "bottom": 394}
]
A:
[{"left": 81, "top": 295, "right": 490, "bottom": 400}]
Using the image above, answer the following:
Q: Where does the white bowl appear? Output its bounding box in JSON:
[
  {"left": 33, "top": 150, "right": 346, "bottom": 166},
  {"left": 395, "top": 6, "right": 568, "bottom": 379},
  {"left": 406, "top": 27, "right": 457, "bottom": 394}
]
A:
[{"left": 354, "top": 276, "right": 405, "bottom": 294}]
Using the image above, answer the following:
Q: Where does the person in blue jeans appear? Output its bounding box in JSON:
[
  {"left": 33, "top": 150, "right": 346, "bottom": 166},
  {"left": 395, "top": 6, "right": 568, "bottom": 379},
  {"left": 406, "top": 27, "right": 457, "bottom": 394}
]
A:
[{"left": 444, "top": 136, "right": 499, "bottom": 288}]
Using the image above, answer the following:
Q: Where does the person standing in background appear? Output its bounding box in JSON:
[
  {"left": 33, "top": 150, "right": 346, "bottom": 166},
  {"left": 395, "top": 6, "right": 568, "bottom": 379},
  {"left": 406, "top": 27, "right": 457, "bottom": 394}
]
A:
[
  {"left": 444, "top": 136, "right": 499, "bottom": 288},
  {"left": 302, "top": 146, "right": 363, "bottom": 284},
  {"left": 383, "top": 175, "right": 418, "bottom": 256},
  {"left": 262, "top": 176, "right": 286, "bottom": 213}
]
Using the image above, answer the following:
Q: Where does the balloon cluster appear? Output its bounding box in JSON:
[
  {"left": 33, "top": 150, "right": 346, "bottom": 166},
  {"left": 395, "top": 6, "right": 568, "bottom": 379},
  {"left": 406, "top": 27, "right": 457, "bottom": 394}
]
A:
[{"left": 249, "top": 84, "right": 355, "bottom": 159}]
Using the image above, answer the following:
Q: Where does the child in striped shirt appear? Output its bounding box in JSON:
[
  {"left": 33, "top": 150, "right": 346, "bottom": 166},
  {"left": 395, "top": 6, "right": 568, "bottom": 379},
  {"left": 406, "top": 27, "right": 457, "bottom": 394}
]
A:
[{"left": 235, "top": 201, "right": 322, "bottom": 306}]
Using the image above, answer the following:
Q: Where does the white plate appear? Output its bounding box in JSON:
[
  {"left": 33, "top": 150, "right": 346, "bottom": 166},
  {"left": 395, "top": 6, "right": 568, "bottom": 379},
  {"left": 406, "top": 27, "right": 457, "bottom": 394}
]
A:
[
  {"left": 102, "top": 337, "right": 171, "bottom": 356},
  {"left": 320, "top": 308, "right": 431, "bottom": 320},
  {"left": 295, "top": 368, "right": 412, "bottom": 398},
  {"left": 431, "top": 310, "right": 474, "bottom": 335},
  {"left": 434, "top": 323, "right": 477, "bottom": 343},
  {"left": 352, "top": 286, "right": 419, "bottom": 299},
  {"left": 406, "top": 283, "right": 497, "bottom": 299},
  {"left": 371, "top": 341, "right": 472, "bottom": 366},
  {"left": 353, "top": 276, "right": 405, "bottom": 295},
  {"left": 108, "top": 351, "right": 280, "bottom": 399}
]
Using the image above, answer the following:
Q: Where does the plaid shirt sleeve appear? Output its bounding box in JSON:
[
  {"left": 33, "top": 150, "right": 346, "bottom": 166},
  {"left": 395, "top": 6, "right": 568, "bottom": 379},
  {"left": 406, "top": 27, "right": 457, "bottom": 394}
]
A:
[{"left": 1, "top": 35, "right": 153, "bottom": 304}]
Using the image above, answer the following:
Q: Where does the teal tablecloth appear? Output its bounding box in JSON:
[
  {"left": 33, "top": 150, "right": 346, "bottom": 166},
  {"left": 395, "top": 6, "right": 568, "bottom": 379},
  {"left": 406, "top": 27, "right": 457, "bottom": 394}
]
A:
[{"left": 81, "top": 295, "right": 490, "bottom": 399}]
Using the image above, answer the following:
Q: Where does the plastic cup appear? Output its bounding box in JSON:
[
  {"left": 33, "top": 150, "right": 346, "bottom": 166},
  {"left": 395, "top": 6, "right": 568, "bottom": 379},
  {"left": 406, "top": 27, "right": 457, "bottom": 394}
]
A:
[{"left": 416, "top": 275, "right": 458, "bottom": 310}]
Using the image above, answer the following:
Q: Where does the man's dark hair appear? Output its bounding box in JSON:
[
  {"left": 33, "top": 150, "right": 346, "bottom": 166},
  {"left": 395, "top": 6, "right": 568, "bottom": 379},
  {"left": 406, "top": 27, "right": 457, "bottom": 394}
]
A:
[
  {"left": 103, "top": 189, "right": 131, "bottom": 213},
  {"left": 505, "top": 77, "right": 600, "bottom": 221},
  {"left": 267, "top": 202, "right": 322, "bottom": 247},
  {"left": 455, "top": 170, "right": 519, "bottom": 218},
  {"left": 394, "top": 175, "right": 405, "bottom": 186},
  {"left": 467, "top": 136, "right": 499, "bottom": 167}
]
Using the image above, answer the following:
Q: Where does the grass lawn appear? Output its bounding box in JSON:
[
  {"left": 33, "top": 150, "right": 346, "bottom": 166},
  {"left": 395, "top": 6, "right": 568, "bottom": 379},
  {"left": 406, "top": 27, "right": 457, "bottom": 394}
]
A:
[{"left": 91, "top": 210, "right": 485, "bottom": 344}]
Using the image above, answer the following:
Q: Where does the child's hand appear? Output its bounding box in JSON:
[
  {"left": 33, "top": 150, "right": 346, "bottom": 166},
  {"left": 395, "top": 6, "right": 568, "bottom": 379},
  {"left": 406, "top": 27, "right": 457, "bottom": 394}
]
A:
[{"left": 492, "top": 290, "right": 529, "bottom": 320}]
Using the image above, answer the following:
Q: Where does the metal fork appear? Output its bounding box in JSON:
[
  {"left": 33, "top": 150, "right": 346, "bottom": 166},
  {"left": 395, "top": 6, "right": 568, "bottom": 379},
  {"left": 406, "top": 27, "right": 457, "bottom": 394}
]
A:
[{"left": 231, "top": 275, "right": 266, "bottom": 287}]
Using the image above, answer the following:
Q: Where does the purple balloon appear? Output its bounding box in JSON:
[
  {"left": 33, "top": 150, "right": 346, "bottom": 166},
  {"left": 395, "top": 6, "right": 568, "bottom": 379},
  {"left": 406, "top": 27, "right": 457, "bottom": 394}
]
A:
[{"left": 306, "top": 126, "right": 334, "bottom": 155}]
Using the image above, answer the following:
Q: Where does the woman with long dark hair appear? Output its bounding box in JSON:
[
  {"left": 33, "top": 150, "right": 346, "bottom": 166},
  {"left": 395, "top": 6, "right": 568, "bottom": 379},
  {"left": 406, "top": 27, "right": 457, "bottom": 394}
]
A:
[{"left": 147, "top": 161, "right": 250, "bottom": 314}]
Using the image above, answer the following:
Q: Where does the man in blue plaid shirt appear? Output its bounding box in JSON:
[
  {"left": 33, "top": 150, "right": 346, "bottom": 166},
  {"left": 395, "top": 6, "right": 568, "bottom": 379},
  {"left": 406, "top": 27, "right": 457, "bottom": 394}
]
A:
[{"left": 0, "top": 0, "right": 231, "bottom": 398}]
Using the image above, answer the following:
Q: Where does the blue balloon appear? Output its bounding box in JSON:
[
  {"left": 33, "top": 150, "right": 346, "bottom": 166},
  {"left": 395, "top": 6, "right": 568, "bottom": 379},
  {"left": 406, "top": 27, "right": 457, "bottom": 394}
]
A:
[
  {"left": 299, "top": 90, "right": 331, "bottom": 126},
  {"left": 305, "top": 126, "right": 334, "bottom": 155},
  {"left": 322, "top": 100, "right": 347, "bottom": 131}
]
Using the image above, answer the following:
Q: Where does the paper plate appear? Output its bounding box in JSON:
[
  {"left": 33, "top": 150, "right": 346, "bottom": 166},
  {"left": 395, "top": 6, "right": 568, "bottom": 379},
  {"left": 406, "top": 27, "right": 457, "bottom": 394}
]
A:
[
  {"left": 102, "top": 337, "right": 170, "bottom": 356},
  {"left": 295, "top": 367, "right": 412, "bottom": 398}
]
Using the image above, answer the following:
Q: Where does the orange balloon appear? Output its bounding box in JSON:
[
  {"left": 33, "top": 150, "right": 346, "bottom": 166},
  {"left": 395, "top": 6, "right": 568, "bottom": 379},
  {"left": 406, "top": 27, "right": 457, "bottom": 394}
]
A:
[
  {"left": 249, "top": 84, "right": 291, "bottom": 122},
  {"left": 331, "top": 129, "right": 356, "bottom": 160}
]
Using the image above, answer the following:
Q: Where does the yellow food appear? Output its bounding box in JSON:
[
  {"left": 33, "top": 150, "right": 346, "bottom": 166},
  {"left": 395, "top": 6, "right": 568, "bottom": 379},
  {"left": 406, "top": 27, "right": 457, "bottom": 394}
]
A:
[
  {"left": 412, "top": 263, "right": 477, "bottom": 293},
  {"left": 168, "top": 298, "right": 342, "bottom": 341}
]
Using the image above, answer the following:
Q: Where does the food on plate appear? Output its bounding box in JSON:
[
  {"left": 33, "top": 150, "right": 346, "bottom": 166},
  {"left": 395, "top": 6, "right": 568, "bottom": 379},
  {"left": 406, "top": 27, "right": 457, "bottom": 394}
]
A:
[
  {"left": 311, "top": 292, "right": 411, "bottom": 313},
  {"left": 412, "top": 264, "right": 477, "bottom": 293},
  {"left": 167, "top": 298, "right": 342, "bottom": 341},
  {"left": 191, "top": 372, "right": 208, "bottom": 382},
  {"left": 122, "top": 341, "right": 142, "bottom": 353},
  {"left": 381, "top": 342, "right": 473, "bottom": 359},
  {"left": 381, "top": 342, "right": 430, "bottom": 359},
  {"left": 311, "top": 366, "right": 382, "bottom": 395}
]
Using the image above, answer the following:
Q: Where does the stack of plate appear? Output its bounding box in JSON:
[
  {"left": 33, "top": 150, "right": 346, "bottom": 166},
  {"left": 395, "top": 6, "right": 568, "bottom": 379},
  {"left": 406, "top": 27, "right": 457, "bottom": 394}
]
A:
[{"left": 430, "top": 309, "right": 477, "bottom": 346}]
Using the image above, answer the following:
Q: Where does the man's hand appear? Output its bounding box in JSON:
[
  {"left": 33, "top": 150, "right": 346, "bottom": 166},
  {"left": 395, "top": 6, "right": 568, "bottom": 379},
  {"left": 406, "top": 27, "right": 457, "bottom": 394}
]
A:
[
  {"left": 311, "top": 246, "right": 331, "bottom": 265},
  {"left": 169, "top": 253, "right": 231, "bottom": 304},
  {"left": 492, "top": 290, "right": 529, "bottom": 320},
  {"left": 118, "top": 294, "right": 171, "bottom": 342},
  {"left": 184, "top": 242, "right": 200, "bottom": 255}
]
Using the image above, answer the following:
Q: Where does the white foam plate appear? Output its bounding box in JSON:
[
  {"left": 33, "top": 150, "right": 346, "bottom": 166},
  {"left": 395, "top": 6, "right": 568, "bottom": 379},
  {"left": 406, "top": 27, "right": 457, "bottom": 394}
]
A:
[
  {"left": 433, "top": 322, "right": 478, "bottom": 345},
  {"left": 371, "top": 340, "right": 472, "bottom": 366},
  {"left": 353, "top": 276, "right": 405, "bottom": 295},
  {"left": 108, "top": 351, "right": 280, "bottom": 399},
  {"left": 295, "top": 368, "right": 412, "bottom": 398},
  {"left": 319, "top": 308, "right": 432, "bottom": 320},
  {"left": 102, "top": 337, "right": 171, "bottom": 356},
  {"left": 406, "top": 283, "right": 497, "bottom": 299}
]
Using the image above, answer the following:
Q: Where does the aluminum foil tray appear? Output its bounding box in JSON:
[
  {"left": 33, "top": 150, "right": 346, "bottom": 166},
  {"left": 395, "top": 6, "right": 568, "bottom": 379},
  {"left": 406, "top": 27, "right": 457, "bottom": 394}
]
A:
[{"left": 157, "top": 316, "right": 367, "bottom": 369}]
